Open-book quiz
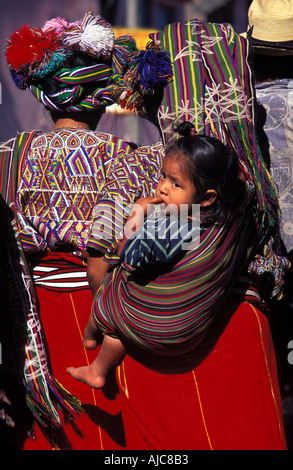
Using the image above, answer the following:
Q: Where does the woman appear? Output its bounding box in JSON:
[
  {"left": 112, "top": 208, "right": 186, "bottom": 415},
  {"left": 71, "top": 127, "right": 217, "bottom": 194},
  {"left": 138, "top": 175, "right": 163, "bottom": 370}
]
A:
[
  {"left": 0, "top": 12, "right": 169, "bottom": 449},
  {"left": 67, "top": 124, "right": 252, "bottom": 389}
]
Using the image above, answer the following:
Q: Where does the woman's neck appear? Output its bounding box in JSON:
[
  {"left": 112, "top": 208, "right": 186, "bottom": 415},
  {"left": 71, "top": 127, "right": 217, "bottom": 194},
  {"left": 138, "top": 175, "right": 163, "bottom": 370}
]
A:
[{"left": 52, "top": 118, "right": 90, "bottom": 130}]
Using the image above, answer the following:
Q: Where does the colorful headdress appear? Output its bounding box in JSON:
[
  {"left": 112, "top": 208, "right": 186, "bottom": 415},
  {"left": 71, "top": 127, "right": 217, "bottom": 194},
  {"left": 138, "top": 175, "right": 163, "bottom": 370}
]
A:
[
  {"left": 5, "top": 12, "right": 137, "bottom": 111},
  {"left": 110, "top": 40, "right": 173, "bottom": 119},
  {"left": 5, "top": 25, "right": 69, "bottom": 89}
]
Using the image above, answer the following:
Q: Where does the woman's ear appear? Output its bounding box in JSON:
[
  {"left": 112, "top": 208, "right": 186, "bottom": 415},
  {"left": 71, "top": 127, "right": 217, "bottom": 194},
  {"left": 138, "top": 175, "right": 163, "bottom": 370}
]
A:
[{"left": 200, "top": 189, "right": 218, "bottom": 207}]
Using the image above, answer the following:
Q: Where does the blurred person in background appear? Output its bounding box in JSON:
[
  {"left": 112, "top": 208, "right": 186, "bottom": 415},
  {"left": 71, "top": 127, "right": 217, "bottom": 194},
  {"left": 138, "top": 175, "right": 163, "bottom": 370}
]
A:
[{"left": 245, "top": 0, "right": 293, "bottom": 424}]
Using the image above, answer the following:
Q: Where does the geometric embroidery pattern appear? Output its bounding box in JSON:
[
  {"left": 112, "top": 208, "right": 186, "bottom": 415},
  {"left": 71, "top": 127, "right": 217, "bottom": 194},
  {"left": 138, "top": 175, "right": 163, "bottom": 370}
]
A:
[
  {"left": 87, "top": 141, "right": 164, "bottom": 254},
  {"left": 16, "top": 129, "right": 135, "bottom": 255}
]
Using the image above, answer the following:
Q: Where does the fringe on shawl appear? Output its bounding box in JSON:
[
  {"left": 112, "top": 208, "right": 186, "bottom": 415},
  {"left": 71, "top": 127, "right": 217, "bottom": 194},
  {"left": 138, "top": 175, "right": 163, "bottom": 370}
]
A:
[{"left": 0, "top": 131, "right": 83, "bottom": 431}]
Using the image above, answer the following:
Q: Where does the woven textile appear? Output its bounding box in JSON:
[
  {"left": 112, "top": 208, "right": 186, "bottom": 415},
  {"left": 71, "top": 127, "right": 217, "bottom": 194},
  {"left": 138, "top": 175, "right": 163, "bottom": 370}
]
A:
[
  {"left": 256, "top": 79, "right": 293, "bottom": 253},
  {"left": 91, "top": 20, "right": 288, "bottom": 354},
  {"left": 29, "top": 63, "right": 115, "bottom": 112},
  {"left": 151, "top": 20, "right": 282, "bottom": 234},
  {"left": 0, "top": 132, "right": 84, "bottom": 428},
  {"left": 120, "top": 210, "right": 200, "bottom": 267},
  {"left": 16, "top": 129, "right": 133, "bottom": 255},
  {"left": 31, "top": 254, "right": 88, "bottom": 291},
  {"left": 87, "top": 142, "right": 164, "bottom": 257},
  {"left": 93, "top": 212, "right": 258, "bottom": 354},
  {"left": 116, "top": 301, "right": 287, "bottom": 449}
]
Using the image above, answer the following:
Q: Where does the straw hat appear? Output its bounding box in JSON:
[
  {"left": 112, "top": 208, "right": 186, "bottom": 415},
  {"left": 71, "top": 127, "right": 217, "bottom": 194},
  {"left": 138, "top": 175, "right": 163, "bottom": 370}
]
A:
[{"left": 245, "top": 0, "right": 293, "bottom": 55}]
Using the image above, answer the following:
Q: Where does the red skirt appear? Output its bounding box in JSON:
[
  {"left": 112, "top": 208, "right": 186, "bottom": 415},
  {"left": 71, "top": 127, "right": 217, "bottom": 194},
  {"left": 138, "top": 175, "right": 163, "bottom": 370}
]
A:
[
  {"left": 23, "top": 253, "right": 124, "bottom": 450},
  {"left": 23, "top": 254, "right": 287, "bottom": 450},
  {"left": 117, "top": 300, "right": 287, "bottom": 450}
]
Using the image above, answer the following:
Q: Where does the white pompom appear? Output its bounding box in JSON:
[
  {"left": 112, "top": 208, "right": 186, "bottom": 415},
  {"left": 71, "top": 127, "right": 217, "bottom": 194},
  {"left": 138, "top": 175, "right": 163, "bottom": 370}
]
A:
[
  {"left": 64, "top": 12, "right": 115, "bottom": 57},
  {"left": 80, "top": 23, "right": 115, "bottom": 55}
]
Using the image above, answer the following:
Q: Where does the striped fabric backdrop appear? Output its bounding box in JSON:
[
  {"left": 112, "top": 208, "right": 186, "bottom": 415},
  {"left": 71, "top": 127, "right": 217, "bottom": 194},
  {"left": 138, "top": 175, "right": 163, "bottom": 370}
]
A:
[{"left": 151, "top": 20, "right": 279, "bottom": 228}]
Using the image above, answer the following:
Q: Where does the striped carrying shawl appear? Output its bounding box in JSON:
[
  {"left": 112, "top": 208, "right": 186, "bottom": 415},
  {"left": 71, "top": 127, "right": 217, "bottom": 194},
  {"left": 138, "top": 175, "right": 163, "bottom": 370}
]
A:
[
  {"left": 93, "top": 212, "right": 258, "bottom": 354},
  {"left": 92, "top": 20, "right": 290, "bottom": 354},
  {"left": 152, "top": 20, "right": 279, "bottom": 229}
]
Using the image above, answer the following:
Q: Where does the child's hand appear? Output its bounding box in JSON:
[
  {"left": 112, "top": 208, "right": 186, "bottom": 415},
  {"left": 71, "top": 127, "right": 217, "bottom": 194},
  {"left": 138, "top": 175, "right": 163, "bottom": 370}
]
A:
[
  {"left": 132, "top": 196, "right": 163, "bottom": 216},
  {"left": 115, "top": 196, "right": 163, "bottom": 256}
]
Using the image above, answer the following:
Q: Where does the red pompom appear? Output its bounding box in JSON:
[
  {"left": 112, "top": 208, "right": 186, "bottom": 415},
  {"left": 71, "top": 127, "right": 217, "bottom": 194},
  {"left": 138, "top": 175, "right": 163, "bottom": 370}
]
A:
[{"left": 6, "top": 24, "right": 61, "bottom": 70}]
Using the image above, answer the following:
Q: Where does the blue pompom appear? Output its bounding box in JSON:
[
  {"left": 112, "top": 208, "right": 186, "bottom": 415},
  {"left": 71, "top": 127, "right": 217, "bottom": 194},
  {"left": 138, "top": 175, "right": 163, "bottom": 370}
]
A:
[
  {"left": 132, "top": 45, "right": 173, "bottom": 93},
  {"left": 10, "top": 68, "right": 28, "bottom": 90}
]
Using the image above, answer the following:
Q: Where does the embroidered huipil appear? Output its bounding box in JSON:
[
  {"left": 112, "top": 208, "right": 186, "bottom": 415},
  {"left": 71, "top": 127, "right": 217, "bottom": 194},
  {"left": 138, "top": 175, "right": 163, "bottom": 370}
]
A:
[{"left": 15, "top": 129, "right": 134, "bottom": 257}]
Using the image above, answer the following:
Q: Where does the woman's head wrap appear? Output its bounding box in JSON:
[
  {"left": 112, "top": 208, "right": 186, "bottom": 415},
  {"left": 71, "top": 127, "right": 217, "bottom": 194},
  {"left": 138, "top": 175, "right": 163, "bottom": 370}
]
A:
[
  {"left": 5, "top": 11, "right": 173, "bottom": 115},
  {"left": 5, "top": 12, "right": 137, "bottom": 112}
]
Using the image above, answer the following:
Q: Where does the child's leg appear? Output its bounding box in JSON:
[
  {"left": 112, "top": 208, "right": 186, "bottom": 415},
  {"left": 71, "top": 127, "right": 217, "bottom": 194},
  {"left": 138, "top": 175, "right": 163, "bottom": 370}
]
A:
[
  {"left": 82, "top": 313, "right": 102, "bottom": 350},
  {"left": 67, "top": 335, "right": 127, "bottom": 389}
]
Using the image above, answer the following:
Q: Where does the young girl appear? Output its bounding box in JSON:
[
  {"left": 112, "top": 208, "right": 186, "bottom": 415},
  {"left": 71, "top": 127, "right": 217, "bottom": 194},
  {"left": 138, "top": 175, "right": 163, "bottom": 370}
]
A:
[{"left": 67, "top": 121, "right": 249, "bottom": 389}]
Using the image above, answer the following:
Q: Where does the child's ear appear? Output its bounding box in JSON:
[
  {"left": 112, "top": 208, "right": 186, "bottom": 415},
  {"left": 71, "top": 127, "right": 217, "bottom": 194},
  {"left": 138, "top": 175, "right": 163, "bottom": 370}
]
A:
[{"left": 200, "top": 189, "right": 217, "bottom": 207}]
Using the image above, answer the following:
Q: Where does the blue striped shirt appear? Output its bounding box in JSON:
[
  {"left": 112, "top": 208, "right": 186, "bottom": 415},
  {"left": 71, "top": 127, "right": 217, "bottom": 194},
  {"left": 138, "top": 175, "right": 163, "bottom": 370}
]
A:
[{"left": 120, "top": 210, "right": 200, "bottom": 267}]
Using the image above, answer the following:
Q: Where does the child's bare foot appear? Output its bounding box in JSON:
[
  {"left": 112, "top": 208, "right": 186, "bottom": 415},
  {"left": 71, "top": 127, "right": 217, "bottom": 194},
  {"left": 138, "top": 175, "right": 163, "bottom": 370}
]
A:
[
  {"left": 66, "top": 365, "right": 106, "bottom": 389},
  {"left": 67, "top": 335, "right": 127, "bottom": 389}
]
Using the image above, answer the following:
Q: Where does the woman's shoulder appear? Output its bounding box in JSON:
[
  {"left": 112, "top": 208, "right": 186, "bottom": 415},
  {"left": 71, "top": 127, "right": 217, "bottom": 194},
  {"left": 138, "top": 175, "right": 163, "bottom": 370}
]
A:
[
  {"left": 18, "top": 129, "right": 163, "bottom": 157},
  {"left": 0, "top": 136, "right": 17, "bottom": 152},
  {"left": 29, "top": 128, "right": 132, "bottom": 151}
]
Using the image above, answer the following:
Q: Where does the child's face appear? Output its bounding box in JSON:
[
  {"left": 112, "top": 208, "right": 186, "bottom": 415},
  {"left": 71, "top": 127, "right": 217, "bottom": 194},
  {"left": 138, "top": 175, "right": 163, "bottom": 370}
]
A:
[{"left": 156, "top": 153, "right": 196, "bottom": 213}]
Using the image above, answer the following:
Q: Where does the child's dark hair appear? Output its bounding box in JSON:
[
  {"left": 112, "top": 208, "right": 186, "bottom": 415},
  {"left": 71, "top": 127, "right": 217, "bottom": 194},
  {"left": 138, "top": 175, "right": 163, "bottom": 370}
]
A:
[{"left": 167, "top": 121, "right": 249, "bottom": 225}]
